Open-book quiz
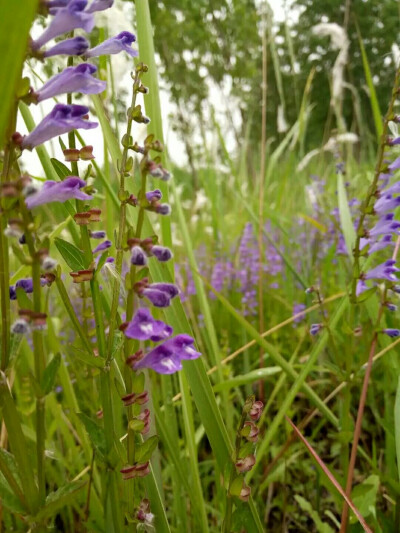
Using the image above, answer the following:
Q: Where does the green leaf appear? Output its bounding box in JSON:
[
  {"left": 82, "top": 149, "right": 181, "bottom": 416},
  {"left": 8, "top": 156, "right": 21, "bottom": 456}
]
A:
[
  {"left": 337, "top": 172, "right": 356, "bottom": 259},
  {"left": 230, "top": 476, "right": 244, "bottom": 497},
  {"left": 0, "top": 0, "right": 39, "bottom": 145},
  {"left": 356, "top": 286, "right": 377, "bottom": 303},
  {"left": 55, "top": 237, "right": 88, "bottom": 271},
  {"left": 356, "top": 24, "right": 382, "bottom": 141},
  {"left": 135, "top": 435, "right": 159, "bottom": 463},
  {"left": 295, "top": 495, "right": 335, "bottom": 533},
  {"left": 35, "top": 480, "right": 86, "bottom": 521},
  {"left": 51, "top": 158, "right": 72, "bottom": 179},
  {"left": 213, "top": 367, "right": 282, "bottom": 392},
  {"left": 41, "top": 353, "right": 61, "bottom": 396},
  {"left": 69, "top": 345, "right": 103, "bottom": 369},
  {"left": 15, "top": 287, "right": 32, "bottom": 310},
  {"left": 350, "top": 475, "right": 380, "bottom": 523},
  {"left": 78, "top": 412, "right": 107, "bottom": 457}
]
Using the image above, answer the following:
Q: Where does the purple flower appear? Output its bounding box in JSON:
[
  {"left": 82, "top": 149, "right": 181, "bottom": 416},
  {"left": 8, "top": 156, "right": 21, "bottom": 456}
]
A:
[
  {"left": 364, "top": 259, "right": 400, "bottom": 282},
  {"left": 131, "top": 246, "right": 148, "bottom": 266},
  {"left": 85, "top": 0, "right": 113, "bottom": 12},
  {"left": 21, "top": 104, "right": 97, "bottom": 150},
  {"left": 10, "top": 278, "right": 47, "bottom": 299},
  {"left": 134, "top": 334, "right": 201, "bottom": 374},
  {"left": 389, "top": 156, "right": 400, "bottom": 171},
  {"left": 383, "top": 328, "right": 400, "bottom": 337},
  {"left": 142, "top": 283, "right": 179, "bottom": 308},
  {"left": 123, "top": 308, "right": 172, "bottom": 341},
  {"left": 85, "top": 31, "right": 138, "bottom": 58},
  {"left": 93, "top": 240, "right": 112, "bottom": 254},
  {"left": 368, "top": 235, "right": 394, "bottom": 255},
  {"left": 356, "top": 279, "right": 368, "bottom": 297},
  {"left": 369, "top": 214, "right": 400, "bottom": 238},
  {"left": 35, "top": 64, "right": 106, "bottom": 103},
  {"left": 293, "top": 303, "right": 306, "bottom": 324},
  {"left": 310, "top": 323, "right": 322, "bottom": 336},
  {"left": 146, "top": 189, "right": 162, "bottom": 202},
  {"left": 25, "top": 177, "right": 92, "bottom": 208},
  {"left": 382, "top": 182, "right": 400, "bottom": 195},
  {"left": 151, "top": 245, "right": 173, "bottom": 262},
  {"left": 388, "top": 137, "right": 400, "bottom": 146},
  {"left": 43, "top": 36, "right": 89, "bottom": 58},
  {"left": 156, "top": 204, "right": 171, "bottom": 216},
  {"left": 90, "top": 230, "right": 106, "bottom": 239},
  {"left": 374, "top": 194, "right": 400, "bottom": 215},
  {"left": 32, "top": 1, "right": 95, "bottom": 51}
]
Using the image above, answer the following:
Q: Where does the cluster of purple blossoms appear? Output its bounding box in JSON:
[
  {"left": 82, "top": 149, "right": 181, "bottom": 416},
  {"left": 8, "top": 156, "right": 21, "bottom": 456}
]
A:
[
  {"left": 14, "top": 0, "right": 138, "bottom": 153},
  {"left": 354, "top": 150, "right": 400, "bottom": 337},
  {"left": 7, "top": 0, "right": 201, "bottom": 376},
  {"left": 121, "top": 308, "right": 201, "bottom": 374}
]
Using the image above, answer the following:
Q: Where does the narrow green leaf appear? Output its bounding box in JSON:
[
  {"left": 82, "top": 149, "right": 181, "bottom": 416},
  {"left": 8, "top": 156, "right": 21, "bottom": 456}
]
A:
[
  {"left": 135, "top": 435, "right": 159, "bottom": 463},
  {"left": 50, "top": 158, "right": 72, "bottom": 179},
  {"left": 35, "top": 481, "right": 87, "bottom": 521},
  {"left": 78, "top": 412, "right": 107, "bottom": 457},
  {"left": 213, "top": 367, "right": 282, "bottom": 392},
  {"left": 41, "top": 353, "right": 61, "bottom": 395},
  {"left": 337, "top": 172, "right": 356, "bottom": 258},
  {"left": 55, "top": 237, "right": 87, "bottom": 271},
  {"left": 0, "top": 0, "right": 39, "bottom": 145},
  {"left": 356, "top": 24, "right": 383, "bottom": 140}
]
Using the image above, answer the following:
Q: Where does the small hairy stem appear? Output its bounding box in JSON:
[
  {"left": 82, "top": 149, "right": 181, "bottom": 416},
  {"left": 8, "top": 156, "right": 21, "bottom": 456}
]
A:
[
  {"left": 222, "top": 404, "right": 249, "bottom": 533},
  {"left": 106, "top": 71, "right": 141, "bottom": 363},
  {"left": 0, "top": 104, "right": 18, "bottom": 370},
  {"left": 19, "top": 201, "right": 47, "bottom": 505}
]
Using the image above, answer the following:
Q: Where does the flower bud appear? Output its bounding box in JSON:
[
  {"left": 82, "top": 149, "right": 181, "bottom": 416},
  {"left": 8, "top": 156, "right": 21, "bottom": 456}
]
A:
[
  {"left": 235, "top": 455, "right": 256, "bottom": 473},
  {"left": 70, "top": 269, "right": 95, "bottom": 283},
  {"left": 249, "top": 400, "right": 263, "bottom": 421}
]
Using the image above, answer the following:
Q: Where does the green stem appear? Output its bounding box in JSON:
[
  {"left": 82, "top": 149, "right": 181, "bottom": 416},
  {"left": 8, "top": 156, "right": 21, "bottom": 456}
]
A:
[
  {"left": 222, "top": 407, "right": 248, "bottom": 533},
  {"left": 106, "top": 71, "right": 141, "bottom": 363},
  {"left": 19, "top": 199, "right": 46, "bottom": 506}
]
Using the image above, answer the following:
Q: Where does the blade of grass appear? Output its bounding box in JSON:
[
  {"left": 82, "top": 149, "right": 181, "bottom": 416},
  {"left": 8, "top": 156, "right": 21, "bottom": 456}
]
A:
[{"left": 356, "top": 23, "right": 382, "bottom": 141}]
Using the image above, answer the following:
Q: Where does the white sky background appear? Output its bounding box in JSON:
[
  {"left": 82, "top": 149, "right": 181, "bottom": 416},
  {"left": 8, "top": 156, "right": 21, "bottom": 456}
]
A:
[{"left": 19, "top": 0, "right": 290, "bottom": 176}]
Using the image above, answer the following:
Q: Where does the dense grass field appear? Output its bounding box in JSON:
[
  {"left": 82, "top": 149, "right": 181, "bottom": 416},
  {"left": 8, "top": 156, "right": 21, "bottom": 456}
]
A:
[{"left": 1, "top": 1, "right": 400, "bottom": 532}]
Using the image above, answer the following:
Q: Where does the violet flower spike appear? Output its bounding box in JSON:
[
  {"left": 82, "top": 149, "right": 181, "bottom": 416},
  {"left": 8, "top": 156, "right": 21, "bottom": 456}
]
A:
[
  {"left": 35, "top": 64, "right": 106, "bottom": 103},
  {"left": 364, "top": 259, "right": 400, "bottom": 282},
  {"left": 32, "top": 0, "right": 95, "bottom": 51},
  {"left": 25, "top": 177, "right": 93, "bottom": 209},
  {"left": 43, "top": 36, "right": 89, "bottom": 58},
  {"left": 20, "top": 104, "right": 97, "bottom": 151},
  {"left": 85, "top": 31, "right": 138, "bottom": 58},
  {"left": 123, "top": 308, "right": 173, "bottom": 341}
]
